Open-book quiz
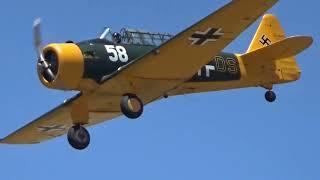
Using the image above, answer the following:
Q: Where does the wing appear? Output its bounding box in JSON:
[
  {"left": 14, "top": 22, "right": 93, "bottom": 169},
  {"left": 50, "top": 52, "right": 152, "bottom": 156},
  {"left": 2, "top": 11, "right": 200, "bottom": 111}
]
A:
[
  {"left": 95, "top": 0, "right": 278, "bottom": 104},
  {"left": 0, "top": 94, "right": 122, "bottom": 144}
]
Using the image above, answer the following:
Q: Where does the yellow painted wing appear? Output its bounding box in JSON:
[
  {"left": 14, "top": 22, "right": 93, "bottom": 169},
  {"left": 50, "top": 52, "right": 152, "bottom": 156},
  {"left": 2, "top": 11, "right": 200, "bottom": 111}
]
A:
[
  {"left": 95, "top": 0, "right": 278, "bottom": 104},
  {"left": 1, "top": 94, "right": 122, "bottom": 144}
]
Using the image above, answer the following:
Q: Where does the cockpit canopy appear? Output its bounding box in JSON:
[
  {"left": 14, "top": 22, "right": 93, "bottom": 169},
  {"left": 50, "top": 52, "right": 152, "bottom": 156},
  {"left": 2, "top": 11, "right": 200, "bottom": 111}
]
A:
[{"left": 99, "top": 27, "right": 173, "bottom": 46}]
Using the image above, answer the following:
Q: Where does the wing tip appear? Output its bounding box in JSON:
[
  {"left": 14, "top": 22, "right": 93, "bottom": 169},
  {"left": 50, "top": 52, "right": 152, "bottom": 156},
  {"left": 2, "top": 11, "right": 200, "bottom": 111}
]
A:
[
  {"left": 288, "top": 36, "right": 314, "bottom": 50},
  {"left": 0, "top": 137, "right": 11, "bottom": 144},
  {"left": 0, "top": 138, "right": 6, "bottom": 144}
]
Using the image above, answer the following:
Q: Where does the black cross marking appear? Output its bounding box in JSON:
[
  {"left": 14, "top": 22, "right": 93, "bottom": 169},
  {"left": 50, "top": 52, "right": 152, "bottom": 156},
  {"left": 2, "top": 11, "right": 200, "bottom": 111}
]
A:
[
  {"left": 189, "top": 28, "right": 224, "bottom": 46},
  {"left": 37, "top": 124, "right": 66, "bottom": 133},
  {"left": 259, "top": 35, "right": 271, "bottom": 46}
]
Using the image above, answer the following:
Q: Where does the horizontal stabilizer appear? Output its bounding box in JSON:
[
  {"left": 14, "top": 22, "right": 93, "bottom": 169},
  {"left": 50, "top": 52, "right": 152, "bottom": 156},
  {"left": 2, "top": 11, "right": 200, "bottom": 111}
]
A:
[{"left": 241, "top": 36, "right": 313, "bottom": 62}]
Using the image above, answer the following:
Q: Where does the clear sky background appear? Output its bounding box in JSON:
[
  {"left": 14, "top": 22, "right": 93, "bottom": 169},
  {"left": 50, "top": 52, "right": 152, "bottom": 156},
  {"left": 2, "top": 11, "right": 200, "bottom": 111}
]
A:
[{"left": 0, "top": 0, "right": 319, "bottom": 179}]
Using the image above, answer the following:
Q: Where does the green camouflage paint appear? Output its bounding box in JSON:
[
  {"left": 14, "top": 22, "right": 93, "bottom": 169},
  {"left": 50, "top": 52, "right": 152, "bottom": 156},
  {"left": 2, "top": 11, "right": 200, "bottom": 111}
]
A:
[
  {"left": 77, "top": 39, "right": 154, "bottom": 83},
  {"left": 189, "top": 52, "right": 241, "bottom": 82},
  {"left": 77, "top": 40, "right": 240, "bottom": 84}
]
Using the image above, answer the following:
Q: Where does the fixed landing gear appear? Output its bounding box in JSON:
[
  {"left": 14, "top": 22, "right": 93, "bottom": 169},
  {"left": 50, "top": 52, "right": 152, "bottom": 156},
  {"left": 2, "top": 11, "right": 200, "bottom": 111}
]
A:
[
  {"left": 66, "top": 93, "right": 143, "bottom": 150},
  {"left": 67, "top": 125, "right": 90, "bottom": 150},
  {"left": 120, "top": 93, "right": 144, "bottom": 119},
  {"left": 265, "top": 90, "right": 276, "bottom": 102}
]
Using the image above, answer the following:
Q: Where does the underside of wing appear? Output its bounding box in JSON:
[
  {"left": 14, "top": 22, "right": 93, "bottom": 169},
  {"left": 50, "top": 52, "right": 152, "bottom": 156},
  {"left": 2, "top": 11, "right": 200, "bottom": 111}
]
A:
[{"left": 0, "top": 94, "right": 122, "bottom": 144}]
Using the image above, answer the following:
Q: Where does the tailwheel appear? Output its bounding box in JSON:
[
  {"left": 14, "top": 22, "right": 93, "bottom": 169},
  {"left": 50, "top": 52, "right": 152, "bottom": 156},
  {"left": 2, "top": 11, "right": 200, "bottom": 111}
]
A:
[
  {"left": 120, "top": 93, "right": 143, "bottom": 119},
  {"left": 265, "top": 90, "right": 276, "bottom": 102},
  {"left": 67, "top": 125, "right": 90, "bottom": 150}
]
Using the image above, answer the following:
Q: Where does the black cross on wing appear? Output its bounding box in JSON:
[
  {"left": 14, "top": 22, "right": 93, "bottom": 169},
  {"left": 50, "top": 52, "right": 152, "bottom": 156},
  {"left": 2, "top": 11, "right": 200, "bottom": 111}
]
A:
[
  {"left": 189, "top": 28, "right": 224, "bottom": 46},
  {"left": 37, "top": 124, "right": 66, "bottom": 133}
]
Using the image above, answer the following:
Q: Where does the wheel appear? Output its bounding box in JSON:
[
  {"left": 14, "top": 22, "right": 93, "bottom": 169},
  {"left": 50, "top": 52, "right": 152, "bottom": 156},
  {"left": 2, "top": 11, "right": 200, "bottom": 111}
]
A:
[
  {"left": 67, "top": 125, "right": 90, "bottom": 150},
  {"left": 120, "top": 93, "right": 143, "bottom": 119},
  {"left": 265, "top": 90, "right": 276, "bottom": 102}
]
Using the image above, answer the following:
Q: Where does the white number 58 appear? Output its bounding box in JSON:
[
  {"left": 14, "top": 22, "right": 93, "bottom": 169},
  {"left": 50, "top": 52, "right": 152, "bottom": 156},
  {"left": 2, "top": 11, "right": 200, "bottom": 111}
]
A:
[{"left": 105, "top": 45, "right": 129, "bottom": 62}]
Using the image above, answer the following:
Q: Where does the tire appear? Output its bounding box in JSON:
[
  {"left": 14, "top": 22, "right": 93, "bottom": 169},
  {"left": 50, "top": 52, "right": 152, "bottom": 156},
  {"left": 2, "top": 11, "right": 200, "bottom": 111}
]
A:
[
  {"left": 120, "top": 93, "right": 143, "bottom": 119},
  {"left": 265, "top": 90, "right": 276, "bottom": 102},
  {"left": 67, "top": 125, "right": 90, "bottom": 150}
]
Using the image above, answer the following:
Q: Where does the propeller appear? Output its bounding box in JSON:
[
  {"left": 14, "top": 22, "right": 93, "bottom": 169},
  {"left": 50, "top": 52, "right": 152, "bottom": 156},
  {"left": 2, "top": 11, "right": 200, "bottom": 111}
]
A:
[{"left": 33, "top": 18, "right": 56, "bottom": 82}]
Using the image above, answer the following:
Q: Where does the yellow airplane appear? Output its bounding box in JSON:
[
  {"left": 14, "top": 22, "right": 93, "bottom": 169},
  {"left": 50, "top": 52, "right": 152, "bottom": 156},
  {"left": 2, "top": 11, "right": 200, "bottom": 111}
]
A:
[{"left": 0, "top": 0, "right": 313, "bottom": 150}]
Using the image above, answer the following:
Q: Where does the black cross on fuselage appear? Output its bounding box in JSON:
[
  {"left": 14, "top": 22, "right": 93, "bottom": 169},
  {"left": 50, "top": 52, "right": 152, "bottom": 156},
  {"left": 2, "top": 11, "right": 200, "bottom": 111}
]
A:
[
  {"left": 189, "top": 28, "right": 223, "bottom": 46},
  {"left": 259, "top": 35, "right": 271, "bottom": 46}
]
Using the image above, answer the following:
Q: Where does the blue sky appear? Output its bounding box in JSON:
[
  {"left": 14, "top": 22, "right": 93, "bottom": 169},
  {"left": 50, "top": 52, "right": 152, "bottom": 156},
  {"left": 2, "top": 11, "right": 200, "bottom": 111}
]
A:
[{"left": 0, "top": 0, "right": 319, "bottom": 179}]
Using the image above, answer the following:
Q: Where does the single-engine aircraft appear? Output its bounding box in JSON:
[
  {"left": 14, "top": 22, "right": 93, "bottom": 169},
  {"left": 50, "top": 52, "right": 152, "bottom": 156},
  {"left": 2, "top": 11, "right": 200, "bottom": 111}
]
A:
[{"left": 0, "top": 0, "right": 313, "bottom": 150}]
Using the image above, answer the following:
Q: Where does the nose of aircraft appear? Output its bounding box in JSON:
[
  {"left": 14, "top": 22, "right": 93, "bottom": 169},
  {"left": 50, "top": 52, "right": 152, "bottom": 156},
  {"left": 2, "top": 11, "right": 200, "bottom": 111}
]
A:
[{"left": 38, "top": 43, "right": 84, "bottom": 90}]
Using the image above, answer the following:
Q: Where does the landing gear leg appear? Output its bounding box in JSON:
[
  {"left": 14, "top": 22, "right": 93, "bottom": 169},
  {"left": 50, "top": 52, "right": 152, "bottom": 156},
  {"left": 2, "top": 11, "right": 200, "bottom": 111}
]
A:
[
  {"left": 68, "top": 93, "right": 90, "bottom": 150},
  {"left": 67, "top": 125, "right": 90, "bottom": 150},
  {"left": 120, "top": 93, "right": 143, "bottom": 119},
  {"left": 265, "top": 90, "right": 276, "bottom": 102}
]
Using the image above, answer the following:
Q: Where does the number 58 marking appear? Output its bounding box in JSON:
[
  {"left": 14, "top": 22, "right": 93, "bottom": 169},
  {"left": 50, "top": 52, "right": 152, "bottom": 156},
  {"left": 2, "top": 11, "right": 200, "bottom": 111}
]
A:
[{"left": 105, "top": 45, "right": 129, "bottom": 62}]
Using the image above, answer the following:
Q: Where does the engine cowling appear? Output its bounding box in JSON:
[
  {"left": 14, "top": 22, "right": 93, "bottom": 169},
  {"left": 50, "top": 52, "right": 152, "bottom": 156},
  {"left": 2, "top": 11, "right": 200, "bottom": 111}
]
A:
[{"left": 38, "top": 43, "right": 84, "bottom": 90}]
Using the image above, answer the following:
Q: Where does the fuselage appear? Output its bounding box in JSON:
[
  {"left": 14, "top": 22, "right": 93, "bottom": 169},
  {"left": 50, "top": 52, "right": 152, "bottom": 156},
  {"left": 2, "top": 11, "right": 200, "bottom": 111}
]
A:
[{"left": 77, "top": 38, "right": 242, "bottom": 84}]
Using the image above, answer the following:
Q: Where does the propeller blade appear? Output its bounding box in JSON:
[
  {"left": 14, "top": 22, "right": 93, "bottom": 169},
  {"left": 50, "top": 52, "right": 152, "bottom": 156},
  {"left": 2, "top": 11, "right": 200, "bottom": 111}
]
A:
[
  {"left": 33, "top": 18, "right": 42, "bottom": 55},
  {"left": 33, "top": 18, "right": 56, "bottom": 82}
]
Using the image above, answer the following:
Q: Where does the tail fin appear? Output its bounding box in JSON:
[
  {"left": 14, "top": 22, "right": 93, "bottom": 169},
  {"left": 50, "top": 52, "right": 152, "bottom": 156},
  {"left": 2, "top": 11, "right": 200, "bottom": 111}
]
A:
[
  {"left": 247, "top": 14, "right": 286, "bottom": 52},
  {"left": 242, "top": 14, "right": 313, "bottom": 86}
]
